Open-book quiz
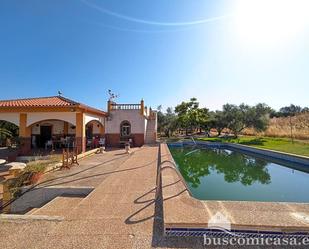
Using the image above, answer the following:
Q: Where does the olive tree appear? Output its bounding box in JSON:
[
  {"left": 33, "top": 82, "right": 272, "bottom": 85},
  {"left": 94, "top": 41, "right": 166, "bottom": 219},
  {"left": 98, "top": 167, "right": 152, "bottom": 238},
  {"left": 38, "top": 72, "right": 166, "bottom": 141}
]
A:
[
  {"left": 222, "top": 103, "right": 271, "bottom": 138},
  {"left": 175, "top": 98, "right": 209, "bottom": 135}
]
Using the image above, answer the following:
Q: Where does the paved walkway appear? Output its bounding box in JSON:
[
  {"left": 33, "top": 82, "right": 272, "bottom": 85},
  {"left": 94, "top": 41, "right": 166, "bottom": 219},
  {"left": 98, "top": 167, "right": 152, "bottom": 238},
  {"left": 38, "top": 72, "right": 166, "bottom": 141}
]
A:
[
  {"left": 0, "top": 146, "right": 211, "bottom": 248},
  {"left": 40, "top": 149, "right": 132, "bottom": 188},
  {"left": 37, "top": 146, "right": 159, "bottom": 248},
  {"left": 1, "top": 146, "right": 159, "bottom": 248}
]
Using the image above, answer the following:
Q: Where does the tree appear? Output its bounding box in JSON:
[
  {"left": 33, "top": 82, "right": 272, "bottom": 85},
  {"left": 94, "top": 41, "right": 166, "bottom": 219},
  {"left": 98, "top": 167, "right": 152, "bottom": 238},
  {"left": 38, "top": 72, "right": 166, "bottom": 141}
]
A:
[
  {"left": 164, "top": 107, "right": 178, "bottom": 137},
  {"left": 156, "top": 105, "right": 165, "bottom": 134},
  {"left": 209, "top": 111, "right": 227, "bottom": 136},
  {"left": 221, "top": 103, "right": 270, "bottom": 138},
  {"left": 0, "top": 121, "right": 18, "bottom": 146},
  {"left": 195, "top": 107, "right": 209, "bottom": 133},
  {"left": 156, "top": 106, "right": 178, "bottom": 137},
  {"left": 174, "top": 98, "right": 209, "bottom": 135},
  {"left": 278, "top": 104, "right": 302, "bottom": 117},
  {"left": 0, "top": 127, "right": 12, "bottom": 138},
  {"left": 302, "top": 107, "right": 309, "bottom": 113},
  {"left": 174, "top": 99, "right": 195, "bottom": 135}
]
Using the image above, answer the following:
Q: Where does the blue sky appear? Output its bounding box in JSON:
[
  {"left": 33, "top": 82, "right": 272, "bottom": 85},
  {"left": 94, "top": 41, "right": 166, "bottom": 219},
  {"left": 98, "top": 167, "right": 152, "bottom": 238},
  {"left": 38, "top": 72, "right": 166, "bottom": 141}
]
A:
[{"left": 0, "top": 0, "right": 308, "bottom": 111}]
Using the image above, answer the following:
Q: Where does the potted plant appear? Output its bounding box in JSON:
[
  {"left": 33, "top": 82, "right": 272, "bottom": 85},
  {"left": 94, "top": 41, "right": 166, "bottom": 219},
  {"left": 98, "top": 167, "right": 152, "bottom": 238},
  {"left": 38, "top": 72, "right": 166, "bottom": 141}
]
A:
[{"left": 24, "top": 163, "right": 46, "bottom": 184}]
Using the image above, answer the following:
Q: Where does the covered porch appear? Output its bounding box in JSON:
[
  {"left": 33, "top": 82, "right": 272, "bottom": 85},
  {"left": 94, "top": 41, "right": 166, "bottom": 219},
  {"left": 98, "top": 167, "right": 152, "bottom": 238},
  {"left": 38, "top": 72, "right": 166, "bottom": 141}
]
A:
[
  {"left": 0, "top": 96, "right": 107, "bottom": 156},
  {"left": 30, "top": 119, "right": 105, "bottom": 150}
]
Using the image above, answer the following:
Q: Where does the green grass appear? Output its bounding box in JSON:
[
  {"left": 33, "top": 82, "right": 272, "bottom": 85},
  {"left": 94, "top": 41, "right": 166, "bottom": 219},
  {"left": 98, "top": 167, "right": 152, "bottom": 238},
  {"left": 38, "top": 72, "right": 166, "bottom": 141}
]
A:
[{"left": 199, "top": 136, "right": 309, "bottom": 157}]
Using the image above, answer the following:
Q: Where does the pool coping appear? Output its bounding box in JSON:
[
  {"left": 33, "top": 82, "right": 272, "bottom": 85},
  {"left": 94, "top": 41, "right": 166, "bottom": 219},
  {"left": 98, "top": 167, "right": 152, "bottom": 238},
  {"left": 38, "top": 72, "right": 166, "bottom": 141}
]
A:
[{"left": 160, "top": 142, "right": 309, "bottom": 235}]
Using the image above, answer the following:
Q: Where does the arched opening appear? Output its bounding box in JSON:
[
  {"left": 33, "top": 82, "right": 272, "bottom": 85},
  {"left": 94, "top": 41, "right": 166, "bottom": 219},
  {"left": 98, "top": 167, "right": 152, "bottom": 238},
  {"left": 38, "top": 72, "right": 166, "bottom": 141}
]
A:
[
  {"left": 85, "top": 120, "right": 105, "bottom": 149},
  {"left": 0, "top": 120, "right": 19, "bottom": 147},
  {"left": 29, "top": 119, "right": 76, "bottom": 150},
  {"left": 120, "top": 120, "right": 131, "bottom": 138},
  {"left": 0, "top": 120, "right": 20, "bottom": 161}
]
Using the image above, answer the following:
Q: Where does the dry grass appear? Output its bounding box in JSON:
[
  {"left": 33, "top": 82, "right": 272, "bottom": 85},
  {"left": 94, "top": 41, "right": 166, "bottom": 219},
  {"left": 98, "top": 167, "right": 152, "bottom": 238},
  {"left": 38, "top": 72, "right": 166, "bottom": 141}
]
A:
[{"left": 243, "top": 113, "right": 309, "bottom": 140}]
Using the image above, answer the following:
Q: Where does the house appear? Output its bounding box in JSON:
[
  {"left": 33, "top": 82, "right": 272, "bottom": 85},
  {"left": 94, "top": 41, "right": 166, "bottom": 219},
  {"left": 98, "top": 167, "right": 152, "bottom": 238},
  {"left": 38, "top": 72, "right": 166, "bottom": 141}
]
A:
[
  {"left": 105, "top": 99, "right": 157, "bottom": 147},
  {"left": 0, "top": 96, "right": 157, "bottom": 156}
]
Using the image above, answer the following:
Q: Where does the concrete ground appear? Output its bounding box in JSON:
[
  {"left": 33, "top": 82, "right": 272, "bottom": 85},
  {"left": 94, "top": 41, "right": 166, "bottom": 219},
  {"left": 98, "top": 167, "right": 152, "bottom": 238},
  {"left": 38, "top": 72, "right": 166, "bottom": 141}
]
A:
[
  {"left": 0, "top": 146, "right": 211, "bottom": 249},
  {"left": 2, "top": 145, "right": 308, "bottom": 248}
]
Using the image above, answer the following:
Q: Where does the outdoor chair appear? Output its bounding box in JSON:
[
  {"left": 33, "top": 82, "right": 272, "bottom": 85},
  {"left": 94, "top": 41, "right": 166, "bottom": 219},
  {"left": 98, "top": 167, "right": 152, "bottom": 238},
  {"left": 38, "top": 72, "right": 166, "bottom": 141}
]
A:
[
  {"left": 99, "top": 138, "right": 105, "bottom": 146},
  {"left": 45, "top": 140, "right": 53, "bottom": 150}
]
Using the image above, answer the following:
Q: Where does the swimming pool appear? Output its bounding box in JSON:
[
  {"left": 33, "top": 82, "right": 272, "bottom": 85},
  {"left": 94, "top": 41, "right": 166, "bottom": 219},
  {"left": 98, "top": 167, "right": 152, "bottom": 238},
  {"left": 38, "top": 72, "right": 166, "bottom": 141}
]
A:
[{"left": 168, "top": 143, "right": 309, "bottom": 203}]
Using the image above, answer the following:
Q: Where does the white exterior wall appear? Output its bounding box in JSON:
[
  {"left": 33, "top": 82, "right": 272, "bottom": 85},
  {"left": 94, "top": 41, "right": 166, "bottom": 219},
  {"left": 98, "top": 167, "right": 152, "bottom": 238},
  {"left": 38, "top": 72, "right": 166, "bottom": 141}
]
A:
[
  {"left": 106, "top": 110, "right": 146, "bottom": 134},
  {"left": 144, "top": 118, "right": 148, "bottom": 139},
  {"left": 26, "top": 112, "right": 77, "bottom": 126},
  {"left": 85, "top": 113, "right": 105, "bottom": 126},
  {"left": 31, "top": 125, "right": 40, "bottom": 135},
  {"left": 31, "top": 120, "right": 65, "bottom": 135}
]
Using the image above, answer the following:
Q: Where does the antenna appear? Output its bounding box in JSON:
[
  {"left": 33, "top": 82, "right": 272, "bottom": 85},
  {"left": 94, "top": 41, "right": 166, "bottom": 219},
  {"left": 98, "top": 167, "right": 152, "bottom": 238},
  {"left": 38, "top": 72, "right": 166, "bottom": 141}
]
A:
[{"left": 108, "top": 89, "right": 119, "bottom": 101}]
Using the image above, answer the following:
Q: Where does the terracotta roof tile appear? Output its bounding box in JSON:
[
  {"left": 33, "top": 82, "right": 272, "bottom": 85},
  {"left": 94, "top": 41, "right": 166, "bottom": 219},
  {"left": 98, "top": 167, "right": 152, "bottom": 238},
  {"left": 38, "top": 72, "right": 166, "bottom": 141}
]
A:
[
  {"left": 0, "top": 96, "right": 107, "bottom": 115},
  {"left": 0, "top": 96, "right": 79, "bottom": 108}
]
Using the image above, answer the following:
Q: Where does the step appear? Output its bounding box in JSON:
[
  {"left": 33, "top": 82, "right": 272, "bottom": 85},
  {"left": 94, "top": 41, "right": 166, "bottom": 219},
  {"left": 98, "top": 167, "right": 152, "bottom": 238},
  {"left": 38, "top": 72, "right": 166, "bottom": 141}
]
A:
[
  {"left": 26, "top": 208, "right": 39, "bottom": 215},
  {"left": 29, "top": 196, "right": 84, "bottom": 217}
]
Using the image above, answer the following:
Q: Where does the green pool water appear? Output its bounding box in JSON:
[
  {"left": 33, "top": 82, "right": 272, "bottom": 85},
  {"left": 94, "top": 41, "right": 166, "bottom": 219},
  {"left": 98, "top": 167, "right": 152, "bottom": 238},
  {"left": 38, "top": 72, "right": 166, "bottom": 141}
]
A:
[{"left": 168, "top": 145, "right": 309, "bottom": 203}]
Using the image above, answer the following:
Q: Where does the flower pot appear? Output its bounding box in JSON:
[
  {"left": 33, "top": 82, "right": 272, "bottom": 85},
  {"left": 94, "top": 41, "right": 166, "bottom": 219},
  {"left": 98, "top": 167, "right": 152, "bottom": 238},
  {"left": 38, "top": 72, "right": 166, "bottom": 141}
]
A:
[
  {"left": 30, "top": 172, "right": 43, "bottom": 184},
  {"left": 125, "top": 143, "right": 130, "bottom": 153}
]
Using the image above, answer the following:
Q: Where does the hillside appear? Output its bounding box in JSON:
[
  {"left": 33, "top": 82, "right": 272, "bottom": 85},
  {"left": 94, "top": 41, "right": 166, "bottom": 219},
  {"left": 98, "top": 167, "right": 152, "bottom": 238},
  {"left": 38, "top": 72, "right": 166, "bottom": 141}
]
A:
[{"left": 242, "top": 113, "right": 309, "bottom": 140}]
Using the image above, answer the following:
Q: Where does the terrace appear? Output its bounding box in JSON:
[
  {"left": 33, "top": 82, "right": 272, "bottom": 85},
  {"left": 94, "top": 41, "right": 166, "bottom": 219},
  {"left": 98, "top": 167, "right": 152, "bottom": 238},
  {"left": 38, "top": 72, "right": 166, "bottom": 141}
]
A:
[{"left": 1, "top": 142, "right": 309, "bottom": 248}]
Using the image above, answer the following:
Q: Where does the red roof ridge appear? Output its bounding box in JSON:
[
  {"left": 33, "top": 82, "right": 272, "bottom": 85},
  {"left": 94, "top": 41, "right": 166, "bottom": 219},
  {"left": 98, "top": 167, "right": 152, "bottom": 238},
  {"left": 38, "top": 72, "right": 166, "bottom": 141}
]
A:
[
  {"left": 0, "top": 95, "right": 62, "bottom": 102},
  {"left": 54, "top": 95, "right": 80, "bottom": 105},
  {"left": 0, "top": 96, "right": 107, "bottom": 116}
]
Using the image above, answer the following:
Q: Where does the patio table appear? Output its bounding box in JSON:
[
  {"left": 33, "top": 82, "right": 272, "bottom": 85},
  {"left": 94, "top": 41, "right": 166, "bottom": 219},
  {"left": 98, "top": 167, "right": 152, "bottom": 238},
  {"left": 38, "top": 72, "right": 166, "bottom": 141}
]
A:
[{"left": 0, "top": 159, "right": 7, "bottom": 172}]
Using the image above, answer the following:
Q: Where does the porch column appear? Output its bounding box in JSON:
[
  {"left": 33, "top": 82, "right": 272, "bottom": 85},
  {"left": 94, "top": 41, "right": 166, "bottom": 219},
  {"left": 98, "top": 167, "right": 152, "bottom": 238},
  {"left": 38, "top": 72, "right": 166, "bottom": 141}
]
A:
[
  {"left": 19, "top": 113, "right": 31, "bottom": 155},
  {"left": 75, "top": 112, "right": 86, "bottom": 153},
  {"left": 99, "top": 124, "right": 105, "bottom": 136},
  {"left": 64, "top": 121, "right": 69, "bottom": 135}
]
